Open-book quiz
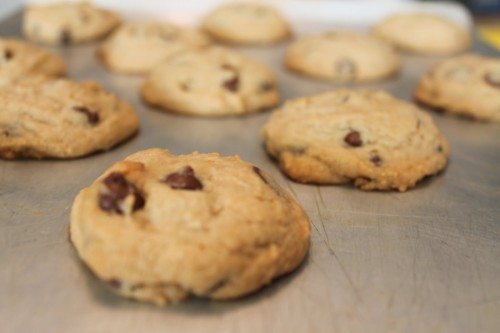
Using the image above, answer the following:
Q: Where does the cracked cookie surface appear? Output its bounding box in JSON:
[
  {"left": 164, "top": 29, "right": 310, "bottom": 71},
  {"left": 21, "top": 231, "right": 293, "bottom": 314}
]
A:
[
  {"left": 372, "top": 13, "right": 470, "bottom": 55},
  {"left": 98, "top": 21, "right": 211, "bottom": 74},
  {"left": 0, "top": 38, "right": 66, "bottom": 86},
  {"left": 202, "top": 3, "right": 291, "bottom": 44},
  {"left": 285, "top": 31, "right": 400, "bottom": 83},
  {"left": 23, "top": 3, "right": 121, "bottom": 45},
  {"left": 70, "top": 148, "right": 310, "bottom": 305},
  {"left": 414, "top": 54, "right": 500, "bottom": 122},
  {"left": 262, "top": 90, "right": 450, "bottom": 191},
  {"left": 0, "top": 79, "right": 139, "bottom": 159},
  {"left": 141, "top": 46, "right": 279, "bottom": 116}
]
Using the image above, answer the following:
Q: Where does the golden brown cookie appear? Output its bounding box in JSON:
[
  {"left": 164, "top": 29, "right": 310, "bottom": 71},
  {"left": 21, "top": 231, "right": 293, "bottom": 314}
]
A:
[{"left": 70, "top": 148, "right": 310, "bottom": 305}]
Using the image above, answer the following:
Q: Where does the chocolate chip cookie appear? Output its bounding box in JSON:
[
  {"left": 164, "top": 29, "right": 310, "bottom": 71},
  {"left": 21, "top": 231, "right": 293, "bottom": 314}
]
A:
[
  {"left": 70, "top": 148, "right": 310, "bottom": 305},
  {"left": 372, "top": 13, "right": 470, "bottom": 55},
  {"left": 262, "top": 90, "right": 450, "bottom": 191},
  {"left": 285, "top": 31, "right": 400, "bottom": 82},
  {"left": 0, "top": 38, "right": 66, "bottom": 86},
  {"left": 415, "top": 54, "right": 500, "bottom": 122},
  {"left": 141, "top": 46, "right": 279, "bottom": 116},
  {"left": 23, "top": 2, "right": 121, "bottom": 45},
  {"left": 202, "top": 3, "right": 291, "bottom": 44},
  {"left": 98, "top": 22, "right": 211, "bottom": 74},
  {"left": 0, "top": 79, "right": 139, "bottom": 159}
]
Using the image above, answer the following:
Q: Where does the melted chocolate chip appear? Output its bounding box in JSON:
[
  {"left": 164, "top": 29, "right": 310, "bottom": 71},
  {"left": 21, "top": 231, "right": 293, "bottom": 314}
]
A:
[
  {"left": 436, "top": 145, "right": 443, "bottom": 153},
  {"left": 73, "top": 106, "right": 100, "bottom": 125},
  {"left": 4, "top": 48, "right": 13, "bottom": 60},
  {"left": 344, "top": 131, "right": 362, "bottom": 147},
  {"left": 253, "top": 166, "right": 268, "bottom": 184},
  {"left": 163, "top": 166, "right": 203, "bottom": 190},
  {"left": 60, "top": 29, "right": 71, "bottom": 45},
  {"left": 484, "top": 71, "right": 500, "bottom": 89},
  {"left": 222, "top": 76, "right": 239, "bottom": 92},
  {"left": 259, "top": 81, "right": 274, "bottom": 92},
  {"left": 99, "top": 172, "right": 145, "bottom": 214},
  {"left": 108, "top": 279, "right": 122, "bottom": 289},
  {"left": 370, "top": 154, "right": 382, "bottom": 167}
]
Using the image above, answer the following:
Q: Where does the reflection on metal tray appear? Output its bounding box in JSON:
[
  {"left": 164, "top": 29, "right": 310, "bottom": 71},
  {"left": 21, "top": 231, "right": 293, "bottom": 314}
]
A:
[{"left": 1, "top": 4, "right": 499, "bottom": 333}]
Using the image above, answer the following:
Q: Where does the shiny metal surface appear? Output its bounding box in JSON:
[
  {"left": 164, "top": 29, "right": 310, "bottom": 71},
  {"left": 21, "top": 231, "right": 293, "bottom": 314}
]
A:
[{"left": 1, "top": 11, "right": 499, "bottom": 333}]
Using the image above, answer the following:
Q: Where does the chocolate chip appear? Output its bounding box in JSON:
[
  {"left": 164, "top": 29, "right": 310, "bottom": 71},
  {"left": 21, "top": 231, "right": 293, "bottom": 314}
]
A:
[
  {"left": 4, "top": 49, "right": 13, "bottom": 60},
  {"left": 222, "top": 75, "right": 239, "bottom": 92},
  {"left": 253, "top": 166, "right": 268, "bottom": 184},
  {"left": 370, "top": 154, "right": 382, "bottom": 166},
  {"left": 99, "top": 172, "right": 145, "bottom": 214},
  {"left": 484, "top": 71, "right": 500, "bottom": 89},
  {"left": 103, "top": 172, "right": 129, "bottom": 199},
  {"left": 163, "top": 166, "right": 203, "bottom": 190},
  {"left": 73, "top": 106, "right": 100, "bottom": 125},
  {"left": 344, "top": 131, "right": 362, "bottom": 147},
  {"left": 60, "top": 29, "right": 71, "bottom": 45},
  {"left": 336, "top": 59, "right": 356, "bottom": 80},
  {"left": 436, "top": 145, "right": 443, "bottom": 153},
  {"left": 108, "top": 279, "right": 122, "bottom": 289},
  {"left": 259, "top": 81, "right": 274, "bottom": 92}
]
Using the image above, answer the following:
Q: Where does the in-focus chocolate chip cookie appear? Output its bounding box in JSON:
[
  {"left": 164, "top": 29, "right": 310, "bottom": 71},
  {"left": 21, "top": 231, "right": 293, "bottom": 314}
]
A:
[
  {"left": 202, "top": 3, "right": 291, "bottom": 44},
  {"left": 415, "top": 54, "right": 500, "bottom": 122},
  {"left": 372, "top": 13, "right": 470, "bottom": 55},
  {"left": 23, "top": 2, "right": 121, "bottom": 45},
  {"left": 70, "top": 148, "right": 310, "bottom": 305},
  {"left": 0, "top": 38, "right": 66, "bottom": 86},
  {"left": 141, "top": 46, "right": 279, "bottom": 116},
  {"left": 262, "top": 90, "right": 450, "bottom": 191},
  {"left": 98, "top": 22, "right": 211, "bottom": 74},
  {"left": 0, "top": 79, "right": 139, "bottom": 159},
  {"left": 285, "top": 31, "right": 400, "bottom": 83}
]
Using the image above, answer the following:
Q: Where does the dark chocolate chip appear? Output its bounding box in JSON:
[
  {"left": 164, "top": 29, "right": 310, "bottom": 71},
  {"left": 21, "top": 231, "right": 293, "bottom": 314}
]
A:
[
  {"left": 132, "top": 190, "right": 145, "bottom": 211},
  {"left": 108, "top": 279, "right": 122, "bottom": 289},
  {"left": 252, "top": 166, "right": 268, "bottom": 184},
  {"left": 259, "top": 81, "right": 274, "bottom": 92},
  {"left": 163, "top": 166, "right": 203, "bottom": 190},
  {"left": 484, "top": 71, "right": 500, "bottom": 89},
  {"left": 370, "top": 154, "right": 382, "bottom": 167},
  {"left": 4, "top": 48, "right": 13, "bottom": 60},
  {"left": 222, "top": 75, "right": 239, "bottom": 92},
  {"left": 99, "top": 172, "right": 145, "bottom": 214},
  {"left": 436, "top": 145, "right": 443, "bottom": 153},
  {"left": 103, "top": 172, "right": 130, "bottom": 199},
  {"left": 98, "top": 193, "right": 121, "bottom": 213},
  {"left": 73, "top": 106, "right": 100, "bottom": 125},
  {"left": 60, "top": 29, "right": 71, "bottom": 45},
  {"left": 344, "top": 131, "right": 362, "bottom": 147}
]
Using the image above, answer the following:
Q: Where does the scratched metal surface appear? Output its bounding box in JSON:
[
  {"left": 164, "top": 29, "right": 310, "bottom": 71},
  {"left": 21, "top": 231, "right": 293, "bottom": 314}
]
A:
[{"left": 1, "top": 10, "right": 500, "bottom": 333}]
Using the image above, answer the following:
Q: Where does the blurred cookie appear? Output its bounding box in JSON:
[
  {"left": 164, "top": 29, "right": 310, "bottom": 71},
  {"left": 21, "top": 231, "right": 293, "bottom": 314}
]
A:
[
  {"left": 285, "top": 31, "right": 400, "bottom": 82},
  {"left": 23, "top": 2, "right": 121, "bottom": 45},
  {"left": 415, "top": 54, "right": 500, "bottom": 122},
  {"left": 372, "top": 13, "right": 470, "bottom": 55},
  {"left": 98, "top": 22, "right": 211, "bottom": 74},
  {"left": 262, "top": 90, "right": 450, "bottom": 191},
  {"left": 0, "top": 79, "right": 139, "bottom": 159},
  {"left": 141, "top": 47, "right": 279, "bottom": 116},
  {"left": 70, "top": 148, "right": 310, "bottom": 305},
  {"left": 202, "top": 3, "right": 291, "bottom": 44},
  {"left": 0, "top": 38, "right": 66, "bottom": 86}
]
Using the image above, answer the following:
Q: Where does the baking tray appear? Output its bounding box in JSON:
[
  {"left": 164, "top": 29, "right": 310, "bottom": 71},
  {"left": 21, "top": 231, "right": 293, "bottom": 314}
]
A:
[{"left": 1, "top": 1, "right": 499, "bottom": 333}]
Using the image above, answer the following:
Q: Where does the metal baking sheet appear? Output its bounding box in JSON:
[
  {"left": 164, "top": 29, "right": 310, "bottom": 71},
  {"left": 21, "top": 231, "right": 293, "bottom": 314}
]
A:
[{"left": 1, "top": 7, "right": 500, "bottom": 333}]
